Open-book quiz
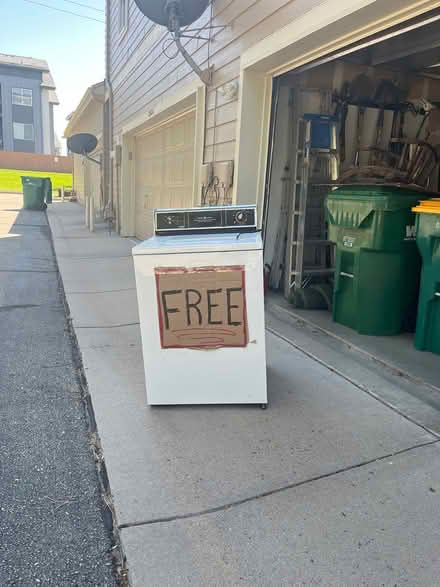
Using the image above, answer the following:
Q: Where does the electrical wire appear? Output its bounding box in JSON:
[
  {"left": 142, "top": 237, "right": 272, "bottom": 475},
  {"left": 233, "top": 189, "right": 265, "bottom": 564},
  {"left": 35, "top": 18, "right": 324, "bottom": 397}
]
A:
[
  {"left": 208, "top": 0, "right": 213, "bottom": 72},
  {"left": 61, "top": 0, "right": 104, "bottom": 12},
  {"left": 162, "top": 36, "right": 179, "bottom": 60},
  {"left": 21, "top": 0, "right": 105, "bottom": 23}
]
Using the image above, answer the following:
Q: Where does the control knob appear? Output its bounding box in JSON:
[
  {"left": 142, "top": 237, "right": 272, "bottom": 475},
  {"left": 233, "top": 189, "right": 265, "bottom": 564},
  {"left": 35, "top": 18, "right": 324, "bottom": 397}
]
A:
[{"left": 234, "top": 210, "right": 248, "bottom": 225}]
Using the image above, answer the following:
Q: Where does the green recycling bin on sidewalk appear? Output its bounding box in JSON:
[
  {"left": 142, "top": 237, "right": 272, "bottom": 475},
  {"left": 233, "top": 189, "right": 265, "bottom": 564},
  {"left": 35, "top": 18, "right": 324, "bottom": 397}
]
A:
[
  {"left": 21, "top": 176, "right": 47, "bottom": 210},
  {"left": 326, "top": 186, "right": 422, "bottom": 335},
  {"left": 412, "top": 199, "right": 440, "bottom": 354}
]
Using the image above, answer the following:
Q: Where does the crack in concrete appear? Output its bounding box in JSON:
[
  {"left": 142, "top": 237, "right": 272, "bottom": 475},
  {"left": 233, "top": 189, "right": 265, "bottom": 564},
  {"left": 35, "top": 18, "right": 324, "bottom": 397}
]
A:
[{"left": 118, "top": 439, "right": 440, "bottom": 530}]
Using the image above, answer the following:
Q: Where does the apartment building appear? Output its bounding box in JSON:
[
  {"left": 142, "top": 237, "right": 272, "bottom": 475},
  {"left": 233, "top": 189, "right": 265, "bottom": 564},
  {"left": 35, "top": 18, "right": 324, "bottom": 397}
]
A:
[{"left": 0, "top": 53, "right": 58, "bottom": 154}]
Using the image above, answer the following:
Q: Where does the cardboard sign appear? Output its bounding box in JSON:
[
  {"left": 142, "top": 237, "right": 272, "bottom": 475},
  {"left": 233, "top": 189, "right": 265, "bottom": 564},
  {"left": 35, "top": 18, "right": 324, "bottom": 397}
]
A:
[{"left": 155, "top": 266, "right": 248, "bottom": 349}]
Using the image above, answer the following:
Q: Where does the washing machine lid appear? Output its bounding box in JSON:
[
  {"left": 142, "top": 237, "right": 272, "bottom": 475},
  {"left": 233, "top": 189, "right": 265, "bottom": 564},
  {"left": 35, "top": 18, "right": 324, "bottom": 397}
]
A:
[{"left": 132, "top": 231, "right": 263, "bottom": 255}]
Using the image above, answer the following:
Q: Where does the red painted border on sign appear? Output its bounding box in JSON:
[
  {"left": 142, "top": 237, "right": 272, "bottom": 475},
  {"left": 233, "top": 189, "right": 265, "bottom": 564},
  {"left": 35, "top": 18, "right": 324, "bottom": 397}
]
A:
[{"left": 154, "top": 266, "right": 248, "bottom": 350}]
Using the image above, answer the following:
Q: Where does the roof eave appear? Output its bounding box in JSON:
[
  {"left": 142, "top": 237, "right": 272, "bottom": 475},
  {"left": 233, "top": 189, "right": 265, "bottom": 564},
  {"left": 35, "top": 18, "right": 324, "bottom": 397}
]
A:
[{"left": 63, "top": 82, "right": 104, "bottom": 137}]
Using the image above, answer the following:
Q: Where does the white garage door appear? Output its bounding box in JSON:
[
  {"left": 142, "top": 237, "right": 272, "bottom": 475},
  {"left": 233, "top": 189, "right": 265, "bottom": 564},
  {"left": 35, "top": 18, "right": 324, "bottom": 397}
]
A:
[{"left": 135, "top": 110, "right": 195, "bottom": 240}]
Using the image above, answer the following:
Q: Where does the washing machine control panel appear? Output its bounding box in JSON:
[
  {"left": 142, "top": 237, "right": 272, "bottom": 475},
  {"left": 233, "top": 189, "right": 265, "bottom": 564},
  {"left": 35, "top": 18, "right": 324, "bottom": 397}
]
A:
[{"left": 155, "top": 205, "right": 257, "bottom": 234}]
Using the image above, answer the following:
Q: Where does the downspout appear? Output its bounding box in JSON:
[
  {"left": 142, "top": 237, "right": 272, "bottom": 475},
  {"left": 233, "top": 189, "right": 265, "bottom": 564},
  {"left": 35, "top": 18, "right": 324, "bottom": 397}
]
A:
[{"left": 104, "top": 0, "right": 115, "bottom": 228}]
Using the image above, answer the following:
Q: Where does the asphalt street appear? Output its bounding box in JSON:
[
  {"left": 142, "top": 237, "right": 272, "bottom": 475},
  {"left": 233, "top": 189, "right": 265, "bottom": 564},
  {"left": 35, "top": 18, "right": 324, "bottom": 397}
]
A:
[{"left": 0, "top": 193, "right": 116, "bottom": 586}]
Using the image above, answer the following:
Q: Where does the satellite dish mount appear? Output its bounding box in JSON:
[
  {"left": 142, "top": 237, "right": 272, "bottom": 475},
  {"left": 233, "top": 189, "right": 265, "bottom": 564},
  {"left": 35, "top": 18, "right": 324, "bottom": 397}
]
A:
[
  {"left": 167, "top": 1, "right": 211, "bottom": 85},
  {"left": 134, "top": 0, "right": 226, "bottom": 85}
]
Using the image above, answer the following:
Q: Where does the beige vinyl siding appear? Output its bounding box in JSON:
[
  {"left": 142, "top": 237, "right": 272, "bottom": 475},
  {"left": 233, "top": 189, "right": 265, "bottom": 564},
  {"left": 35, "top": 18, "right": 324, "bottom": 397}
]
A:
[
  {"left": 67, "top": 99, "right": 103, "bottom": 210},
  {"left": 73, "top": 154, "right": 85, "bottom": 202},
  {"left": 109, "top": 0, "right": 328, "bottom": 159},
  {"left": 87, "top": 151, "right": 102, "bottom": 212},
  {"left": 68, "top": 98, "right": 103, "bottom": 139},
  {"left": 73, "top": 152, "right": 102, "bottom": 209},
  {"left": 204, "top": 82, "right": 239, "bottom": 163}
]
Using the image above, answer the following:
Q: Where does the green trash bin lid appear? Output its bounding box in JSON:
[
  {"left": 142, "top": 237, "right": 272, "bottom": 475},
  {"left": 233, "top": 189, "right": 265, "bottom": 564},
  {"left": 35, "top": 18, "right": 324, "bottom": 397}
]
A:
[
  {"left": 21, "top": 176, "right": 46, "bottom": 186},
  {"left": 328, "top": 186, "right": 423, "bottom": 211}
]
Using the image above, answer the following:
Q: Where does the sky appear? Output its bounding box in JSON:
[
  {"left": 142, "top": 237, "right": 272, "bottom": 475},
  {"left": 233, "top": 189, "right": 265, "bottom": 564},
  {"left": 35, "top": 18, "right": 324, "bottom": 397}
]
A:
[{"left": 2, "top": 0, "right": 105, "bottom": 151}]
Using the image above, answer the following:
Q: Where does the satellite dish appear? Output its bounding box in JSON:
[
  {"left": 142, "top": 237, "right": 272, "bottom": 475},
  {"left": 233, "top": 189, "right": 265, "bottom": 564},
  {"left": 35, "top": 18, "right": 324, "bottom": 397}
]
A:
[
  {"left": 134, "top": 0, "right": 209, "bottom": 28},
  {"left": 67, "top": 133, "right": 98, "bottom": 155}
]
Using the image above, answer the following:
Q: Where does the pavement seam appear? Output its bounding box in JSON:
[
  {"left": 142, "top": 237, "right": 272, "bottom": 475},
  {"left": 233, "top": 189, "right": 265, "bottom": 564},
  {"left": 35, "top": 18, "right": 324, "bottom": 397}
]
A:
[
  {"left": 0, "top": 303, "right": 41, "bottom": 311},
  {"left": 67, "top": 287, "right": 136, "bottom": 295},
  {"left": 0, "top": 269, "right": 57, "bottom": 273},
  {"left": 75, "top": 322, "right": 140, "bottom": 329},
  {"left": 56, "top": 255, "right": 132, "bottom": 260},
  {"left": 10, "top": 223, "right": 49, "bottom": 227},
  {"left": 266, "top": 325, "right": 440, "bottom": 440},
  {"left": 55, "top": 235, "right": 113, "bottom": 240},
  {"left": 118, "top": 438, "right": 440, "bottom": 530},
  {"left": 0, "top": 303, "right": 62, "bottom": 312},
  {"left": 268, "top": 301, "right": 440, "bottom": 394}
]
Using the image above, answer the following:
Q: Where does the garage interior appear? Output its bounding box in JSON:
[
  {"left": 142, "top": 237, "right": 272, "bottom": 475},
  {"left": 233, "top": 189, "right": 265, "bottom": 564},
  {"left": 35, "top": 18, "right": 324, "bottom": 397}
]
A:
[{"left": 263, "top": 8, "right": 440, "bottom": 384}]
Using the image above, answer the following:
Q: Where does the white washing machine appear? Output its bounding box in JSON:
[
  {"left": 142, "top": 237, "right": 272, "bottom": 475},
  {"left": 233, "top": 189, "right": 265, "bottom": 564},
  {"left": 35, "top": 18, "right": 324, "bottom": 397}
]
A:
[{"left": 132, "top": 205, "right": 267, "bottom": 406}]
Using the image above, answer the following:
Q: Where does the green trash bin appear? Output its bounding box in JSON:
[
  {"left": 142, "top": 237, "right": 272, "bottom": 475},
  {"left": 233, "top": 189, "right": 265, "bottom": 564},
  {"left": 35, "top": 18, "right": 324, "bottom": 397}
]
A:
[
  {"left": 412, "top": 199, "right": 440, "bottom": 354},
  {"left": 21, "top": 176, "right": 47, "bottom": 210},
  {"left": 326, "top": 186, "right": 422, "bottom": 335},
  {"left": 43, "top": 177, "right": 52, "bottom": 204}
]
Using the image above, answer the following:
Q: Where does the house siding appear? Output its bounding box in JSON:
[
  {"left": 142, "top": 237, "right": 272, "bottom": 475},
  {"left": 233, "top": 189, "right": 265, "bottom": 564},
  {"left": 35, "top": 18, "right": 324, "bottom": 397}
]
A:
[
  {"left": 109, "top": 0, "right": 328, "bottom": 161},
  {"left": 65, "top": 97, "right": 103, "bottom": 209}
]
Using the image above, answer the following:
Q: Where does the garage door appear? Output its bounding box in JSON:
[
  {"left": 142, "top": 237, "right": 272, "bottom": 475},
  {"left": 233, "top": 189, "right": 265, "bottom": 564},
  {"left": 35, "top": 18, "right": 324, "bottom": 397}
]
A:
[{"left": 135, "top": 109, "right": 195, "bottom": 240}]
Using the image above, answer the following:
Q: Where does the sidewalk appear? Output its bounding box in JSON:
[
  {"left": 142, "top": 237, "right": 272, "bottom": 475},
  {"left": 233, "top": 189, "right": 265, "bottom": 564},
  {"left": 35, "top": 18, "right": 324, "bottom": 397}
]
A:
[{"left": 48, "top": 200, "right": 440, "bottom": 586}]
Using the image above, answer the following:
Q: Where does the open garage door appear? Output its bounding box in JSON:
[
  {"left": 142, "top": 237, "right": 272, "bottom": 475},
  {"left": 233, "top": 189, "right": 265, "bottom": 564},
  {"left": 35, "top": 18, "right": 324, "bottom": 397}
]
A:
[{"left": 134, "top": 110, "right": 195, "bottom": 240}]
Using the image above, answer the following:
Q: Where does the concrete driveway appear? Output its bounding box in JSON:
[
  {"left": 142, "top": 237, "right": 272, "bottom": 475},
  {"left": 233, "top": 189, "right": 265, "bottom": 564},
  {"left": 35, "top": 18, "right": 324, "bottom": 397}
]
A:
[{"left": 48, "top": 200, "right": 440, "bottom": 586}]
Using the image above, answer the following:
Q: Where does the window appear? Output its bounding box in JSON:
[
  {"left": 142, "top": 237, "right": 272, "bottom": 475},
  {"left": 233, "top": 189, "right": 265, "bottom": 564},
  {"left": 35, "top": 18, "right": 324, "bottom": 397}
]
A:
[
  {"left": 12, "top": 88, "right": 33, "bottom": 106},
  {"left": 119, "top": 0, "right": 128, "bottom": 33},
  {"left": 13, "top": 122, "right": 34, "bottom": 141}
]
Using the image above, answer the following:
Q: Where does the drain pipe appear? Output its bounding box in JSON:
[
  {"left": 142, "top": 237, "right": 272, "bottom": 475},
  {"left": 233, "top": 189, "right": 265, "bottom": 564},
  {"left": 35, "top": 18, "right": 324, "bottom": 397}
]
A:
[{"left": 104, "top": 0, "right": 115, "bottom": 229}]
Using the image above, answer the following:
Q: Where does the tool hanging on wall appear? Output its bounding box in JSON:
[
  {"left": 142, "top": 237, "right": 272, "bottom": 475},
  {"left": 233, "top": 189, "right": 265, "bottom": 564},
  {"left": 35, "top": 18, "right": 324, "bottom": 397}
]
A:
[
  {"left": 369, "top": 79, "right": 401, "bottom": 166},
  {"left": 354, "top": 106, "right": 366, "bottom": 167},
  {"left": 334, "top": 81, "right": 351, "bottom": 163}
]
